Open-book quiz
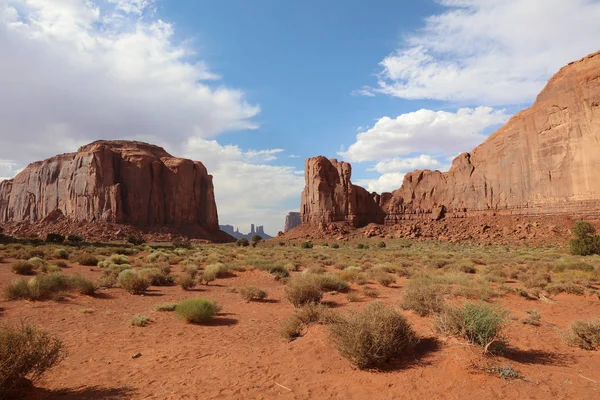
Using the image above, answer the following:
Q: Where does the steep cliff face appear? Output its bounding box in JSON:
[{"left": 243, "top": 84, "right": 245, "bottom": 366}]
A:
[
  {"left": 301, "top": 156, "right": 384, "bottom": 228},
  {"left": 301, "top": 50, "right": 600, "bottom": 228},
  {"left": 0, "top": 140, "right": 220, "bottom": 233}
]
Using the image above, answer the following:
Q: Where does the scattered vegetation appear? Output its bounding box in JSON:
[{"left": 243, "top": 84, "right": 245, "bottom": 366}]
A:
[
  {"left": 239, "top": 286, "right": 268, "bottom": 302},
  {"left": 285, "top": 275, "right": 324, "bottom": 307},
  {"left": 130, "top": 315, "right": 151, "bottom": 327},
  {"left": 154, "top": 303, "right": 178, "bottom": 312},
  {"left": 565, "top": 319, "right": 600, "bottom": 350},
  {"left": 11, "top": 261, "right": 35, "bottom": 275},
  {"left": 175, "top": 298, "right": 221, "bottom": 323},
  {"left": 117, "top": 270, "right": 150, "bottom": 295}
]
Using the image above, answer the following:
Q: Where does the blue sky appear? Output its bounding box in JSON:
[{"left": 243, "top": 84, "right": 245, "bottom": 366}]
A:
[{"left": 1, "top": 0, "right": 600, "bottom": 234}]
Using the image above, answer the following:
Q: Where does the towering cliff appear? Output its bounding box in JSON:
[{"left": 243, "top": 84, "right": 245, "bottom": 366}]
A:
[
  {"left": 0, "top": 140, "right": 224, "bottom": 239},
  {"left": 301, "top": 50, "right": 600, "bottom": 228}
]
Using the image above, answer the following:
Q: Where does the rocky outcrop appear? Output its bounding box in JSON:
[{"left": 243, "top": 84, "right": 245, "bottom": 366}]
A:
[
  {"left": 301, "top": 156, "right": 384, "bottom": 228},
  {"left": 0, "top": 140, "right": 226, "bottom": 240},
  {"left": 301, "top": 50, "right": 600, "bottom": 228},
  {"left": 284, "top": 212, "right": 302, "bottom": 232}
]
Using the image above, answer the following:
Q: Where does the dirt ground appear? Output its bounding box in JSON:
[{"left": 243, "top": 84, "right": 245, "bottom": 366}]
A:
[{"left": 1, "top": 254, "right": 599, "bottom": 400}]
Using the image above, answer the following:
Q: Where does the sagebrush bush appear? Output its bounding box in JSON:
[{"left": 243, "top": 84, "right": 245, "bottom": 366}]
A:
[
  {"left": 154, "top": 303, "right": 178, "bottom": 312},
  {"left": 0, "top": 323, "right": 65, "bottom": 393},
  {"left": 565, "top": 319, "right": 600, "bottom": 350},
  {"left": 28, "top": 257, "right": 45, "bottom": 269},
  {"left": 285, "top": 275, "right": 324, "bottom": 307},
  {"left": 399, "top": 277, "right": 445, "bottom": 316},
  {"left": 175, "top": 298, "right": 221, "bottom": 323},
  {"left": 237, "top": 238, "right": 249, "bottom": 247},
  {"left": 179, "top": 273, "right": 197, "bottom": 290},
  {"left": 239, "top": 286, "right": 268, "bottom": 302},
  {"left": 329, "top": 302, "right": 417, "bottom": 369},
  {"left": 138, "top": 268, "right": 175, "bottom": 286},
  {"left": 147, "top": 251, "right": 170, "bottom": 263},
  {"left": 279, "top": 315, "right": 304, "bottom": 341},
  {"left": 312, "top": 273, "right": 349, "bottom": 292},
  {"left": 68, "top": 275, "right": 97, "bottom": 295},
  {"left": 78, "top": 254, "right": 99, "bottom": 266},
  {"left": 117, "top": 270, "right": 149, "bottom": 295},
  {"left": 435, "top": 302, "right": 509, "bottom": 352},
  {"left": 279, "top": 303, "right": 337, "bottom": 341},
  {"left": 12, "top": 261, "right": 35, "bottom": 275},
  {"left": 5, "top": 273, "right": 96, "bottom": 300}
]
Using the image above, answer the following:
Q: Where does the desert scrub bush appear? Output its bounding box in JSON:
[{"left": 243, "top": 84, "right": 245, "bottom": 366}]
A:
[
  {"left": 53, "top": 248, "right": 69, "bottom": 260},
  {"left": 331, "top": 243, "right": 340, "bottom": 249},
  {"left": 300, "top": 241, "right": 313, "bottom": 249},
  {"left": 173, "top": 237, "right": 193, "bottom": 249},
  {"left": 126, "top": 234, "right": 145, "bottom": 246},
  {"left": 483, "top": 265, "right": 507, "bottom": 283},
  {"left": 239, "top": 286, "right": 268, "bottom": 302},
  {"left": 204, "top": 263, "right": 232, "bottom": 279},
  {"left": 182, "top": 263, "right": 200, "bottom": 277},
  {"left": 45, "top": 233, "right": 65, "bottom": 244},
  {"left": 346, "top": 291, "right": 360, "bottom": 302},
  {"left": 565, "top": 319, "right": 600, "bottom": 350},
  {"left": 435, "top": 302, "right": 509, "bottom": 353},
  {"left": 147, "top": 251, "right": 170, "bottom": 263},
  {"left": 372, "top": 271, "right": 397, "bottom": 287},
  {"left": 376, "top": 241, "right": 387, "bottom": 248},
  {"left": 519, "top": 271, "right": 551, "bottom": 289},
  {"left": 545, "top": 282, "right": 585, "bottom": 296},
  {"left": 175, "top": 298, "right": 221, "bottom": 323},
  {"left": 279, "top": 303, "right": 337, "bottom": 341},
  {"left": 448, "top": 259, "right": 477, "bottom": 274},
  {"left": 28, "top": 257, "right": 45, "bottom": 269},
  {"left": 279, "top": 314, "right": 304, "bottom": 341},
  {"left": 68, "top": 275, "right": 97, "bottom": 295},
  {"left": 0, "top": 323, "right": 65, "bottom": 393},
  {"left": 522, "top": 310, "right": 541, "bottom": 326},
  {"left": 569, "top": 221, "right": 600, "bottom": 256},
  {"left": 340, "top": 266, "right": 365, "bottom": 283},
  {"left": 572, "top": 221, "right": 596, "bottom": 239},
  {"left": 236, "top": 238, "right": 249, "bottom": 247},
  {"left": 66, "top": 234, "right": 84, "bottom": 244},
  {"left": 154, "top": 302, "right": 178, "bottom": 311},
  {"left": 552, "top": 260, "right": 595, "bottom": 273},
  {"left": 26, "top": 249, "right": 45, "bottom": 259},
  {"left": 328, "top": 302, "right": 417, "bottom": 369},
  {"left": 138, "top": 268, "right": 175, "bottom": 286},
  {"left": 399, "top": 276, "right": 445, "bottom": 316},
  {"left": 99, "top": 254, "right": 129, "bottom": 267},
  {"left": 363, "top": 287, "right": 378, "bottom": 298},
  {"left": 12, "top": 261, "right": 35, "bottom": 275},
  {"left": 130, "top": 315, "right": 151, "bottom": 327},
  {"left": 178, "top": 273, "right": 196, "bottom": 290},
  {"left": 3, "top": 273, "right": 91, "bottom": 301},
  {"left": 117, "top": 270, "right": 149, "bottom": 295},
  {"left": 312, "top": 274, "right": 349, "bottom": 292},
  {"left": 285, "top": 275, "right": 324, "bottom": 307},
  {"left": 78, "top": 254, "right": 98, "bottom": 266}
]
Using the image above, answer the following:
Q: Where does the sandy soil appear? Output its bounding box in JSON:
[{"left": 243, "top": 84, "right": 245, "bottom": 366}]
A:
[{"left": 1, "top": 259, "right": 599, "bottom": 400}]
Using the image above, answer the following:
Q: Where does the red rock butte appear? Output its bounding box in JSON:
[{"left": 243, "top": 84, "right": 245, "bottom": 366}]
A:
[
  {"left": 301, "top": 50, "right": 600, "bottom": 229},
  {"left": 0, "top": 140, "right": 228, "bottom": 241}
]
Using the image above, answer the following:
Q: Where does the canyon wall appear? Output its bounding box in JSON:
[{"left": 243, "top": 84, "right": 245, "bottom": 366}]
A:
[{"left": 301, "top": 51, "right": 600, "bottom": 228}]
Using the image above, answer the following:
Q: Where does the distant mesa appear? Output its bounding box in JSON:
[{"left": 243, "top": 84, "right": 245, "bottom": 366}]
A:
[
  {"left": 300, "top": 50, "right": 600, "bottom": 231},
  {"left": 220, "top": 223, "right": 273, "bottom": 240},
  {"left": 0, "top": 140, "right": 232, "bottom": 242},
  {"left": 284, "top": 212, "right": 301, "bottom": 232}
]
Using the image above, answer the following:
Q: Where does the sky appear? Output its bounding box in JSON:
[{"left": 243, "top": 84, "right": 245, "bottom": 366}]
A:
[{"left": 1, "top": 0, "right": 600, "bottom": 235}]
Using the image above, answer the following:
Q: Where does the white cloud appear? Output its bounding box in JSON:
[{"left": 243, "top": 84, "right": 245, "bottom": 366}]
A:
[
  {"left": 0, "top": 0, "right": 259, "bottom": 165},
  {"left": 355, "top": 173, "right": 406, "bottom": 194},
  {"left": 184, "top": 138, "right": 304, "bottom": 235},
  {"left": 340, "top": 107, "right": 509, "bottom": 162},
  {"left": 369, "top": 154, "right": 441, "bottom": 174},
  {"left": 361, "top": 0, "right": 600, "bottom": 105},
  {"left": 288, "top": 154, "right": 300, "bottom": 159}
]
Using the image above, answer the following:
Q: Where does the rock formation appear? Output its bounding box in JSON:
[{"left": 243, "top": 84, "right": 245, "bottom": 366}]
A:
[
  {"left": 219, "top": 223, "right": 272, "bottom": 240},
  {"left": 284, "top": 212, "right": 302, "bottom": 232},
  {"left": 0, "top": 140, "right": 228, "bottom": 241},
  {"left": 301, "top": 50, "right": 600, "bottom": 228}
]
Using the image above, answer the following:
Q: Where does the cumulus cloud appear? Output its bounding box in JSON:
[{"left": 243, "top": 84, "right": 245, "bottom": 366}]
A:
[
  {"left": 184, "top": 139, "right": 303, "bottom": 235},
  {"left": 369, "top": 154, "right": 441, "bottom": 174},
  {"left": 0, "top": 0, "right": 300, "bottom": 234},
  {"left": 340, "top": 107, "right": 509, "bottom": 162},
  {"left": 355, "top": 173, "right": 406, "bottom": 194},
  {"left": 360, "top": 0, "right": 600, "bottom": 105}
]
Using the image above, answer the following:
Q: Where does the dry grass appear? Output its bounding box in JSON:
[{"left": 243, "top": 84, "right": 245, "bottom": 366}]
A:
[
  {"left": 239, "top": 286, "right": 268, "bottom": 302},
  {"left": 565, "top": 319, "right": 600, "bottom": 350}
]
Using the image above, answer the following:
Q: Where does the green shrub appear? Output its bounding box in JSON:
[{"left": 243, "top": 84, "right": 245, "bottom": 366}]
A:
[
  {"left": 5, "top": 273, "right": 73, "bottom": 301},
  {"left": 251, "top": 234, "right": 262, "bottom": 243},
  {"left": 569, "top": 236, "right": 600, "bottom": 256},
  {"left": 565, "top": 319, "right": 600, "bottom": 350},
  {"left": 0, "top": 323, "right": 65, "bottom": 393},
  {"left": 285, "top": 275, "right": 323, "bottom": 307},
  {"left": 173, "top": 237, "right": 193, "bottom": 249},
  {"left": 301, "top": 241, "right": 313, "bottom": 249},
  {"left": 69, "top": 275, "right": 97, "bottom": 295},
  {"left": 178, "top": 273, "right": 196, "bottom": 290},
  {"left": 28, "top": 257, "right": 45, "bottom": 269},
  {"left": 572, "top": 221, "right": 596, "bottom": 239},
  {"left": 66, "top": 234, "right": 84, "bottom": 244},
  {"left": 54, "top": 248, "right": 69, "bottom": 260},
  {"left": 331, "top": 243, "right": 340, "bottom": 249},
  {"left": 356, "top": 243, "right": 365, "bottom": 249},
  {"left": 239, "top": 286, "right": 268, "bottom": 302},
  {"left": 237, "top": 238, "right": 249, "bottom": 247},
  {"left": 45, "top": 233, "right": 65, "bottom": 244},
  {"left": 312, "top": 274, "right": 349, "bottom": 292},
  {"left": 147, "top": 251, "right": 170, "bottom": 263},
  {"left": 175, "top": 298, "right": 221, "bottom": 323},
  {"left": 78, "top": 254, "right": 98, "bottom": 266},
  {"left": 435, "top": 302, "right": 509, "bottom": 352},
  {"left": 138, "top": 268, "right": 175, "bottom": 286},
  {"left": 377, "top": 241, "right": 387, "bottom": 248},
  {"left": 117, "top": 270, "right": 149, "bottom": 295},
  {"left": 127, "top": 234, "right": 145, "bottom": 246},
  {"left": 12, "top": 261, "right": 35, "bottom": 275},
  {"left": 329, "top": 302, "right": 417, "bottom": 369}
]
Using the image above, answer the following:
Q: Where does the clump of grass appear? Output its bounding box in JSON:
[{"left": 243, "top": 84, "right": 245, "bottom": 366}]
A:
[
  {"left": 239, "top": 286, "right": 268, "bottom": 302},
  {"left": 80, "top": 308, "right": 95, "bottom": 314},
  {"left": 5, "top": 273, "right": 95, "bottom": 301},
  {"left": 178, "top": 273, "right": 196, "bottom": 290},
  {"left": 328, "top": 302, "right": 417, "bottom": 369},
  {"left": 78, "top": 254, "right": 99, "bottom": 266},
  {"left": 522, "top": 310, "right": 541, "bottom": 326},
  {"left": 68, "top": 275, "right": 97, "bottom": 296},
  {"left": 138, "top": 268, "right": 175, "bottom": 286},
  {"left": 545, "top": 282, "right": 585, "bottom": 296},
  {"left": 147, "top": 251, "right": 170, "bottom": 263},
  {"left": 28, "top": 257, "right": 45, "bottom": 269},
  {"left": 12, "top": 261, "right": 35, "bottom": 275},
  {"left": 373, "top": 272, "right": 396, "bottom": 287},
  {"left": 399, "top": 276, "right": 445, "bottom": 316},
  {"left": 285, "top": 275, "right": 324, "bottom": 307},
  {"left": 98, "top": 254, "right": 129, "bottom": 267},
  {"left": 311, "top": 274, "right": 349, "bottom": 292},
  {"left": 435, "top": 302, "right": 509, "bottom": 353},
  {"left": 279, "top": 303, "right": 336, "bottom": 341},
  {"left": 0, "top": 323, "right": 65, "bottom": 393},
  {"left": 182, "top": 264, "right": 200, "bottom": 277},
  {"left": 486, "top": 364, "right": 523, "bottom": 380},
  {"left": 117, "top": 270, "right": 149, "bottom": 295},
  {"left": 301, "top": 241, "right": 313, "bottom": 249},
  {"left": 154, "top": 303, "right": 178, "bottom": 312},
  {"left": 130, "top": 315, "right": 151, "bottom": 327},
  {"left": 54, "top": 248, "right": 69, "bottom": 260},
  {"left": 339, "top": 266, "right": 363, "bottom": 282},
  {"left": 175, "top": 298, "right": 221, "bottom": 324},
  {"left": 565, "top": 319, "right": 600, "bottom": 350},
  {"left": 363, "top": 287, "right": 378, "bottom": 298},
  {"left": 346, "top": 292, "right": 360, "bottom": 302}
]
